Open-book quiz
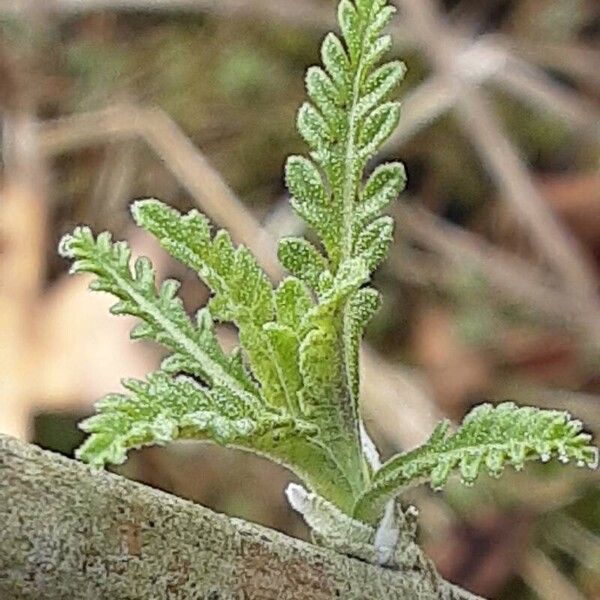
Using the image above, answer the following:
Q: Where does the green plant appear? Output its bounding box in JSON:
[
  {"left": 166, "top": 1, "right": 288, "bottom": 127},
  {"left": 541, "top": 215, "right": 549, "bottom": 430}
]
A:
[{"left": 59, "top": 0, "right": 597, "bottom": 567}]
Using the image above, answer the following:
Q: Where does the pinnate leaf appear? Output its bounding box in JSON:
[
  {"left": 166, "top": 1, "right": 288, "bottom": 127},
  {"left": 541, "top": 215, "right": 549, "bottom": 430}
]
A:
[
  {"left": 358, "top": 61, "right": 406, "bottom": 119},
  {"left": 359, "top": 102, "right": 401, "bottom": 159},
  {"left": 356, "top": 162, "right": 406, "bottom": 232},
  {"left": 278, "top": 237, "right": 330, "bottom": 293},
  {"left": 354, "top": 403, "right": 599, "bottom": 523},
  {"left": 275, "top": 278, "right": 313, "bottom": 333},
  {"left": 77, "top": 373, "right": 266, "bottom": 466},
  {"left": 132, "top": 199, "right": 273, "bottom": 328},
  {"left": 354, "top": 215, "right": 394, "bottom": 272},
  {"left": 59, "top": 227, "right": 259, "bottom": 403},
  {"left": 321, "top": 33, "right": 352, "bottom": 93},
  {"left": 344, "top": 287, "right": 381, "bottom": 403}
]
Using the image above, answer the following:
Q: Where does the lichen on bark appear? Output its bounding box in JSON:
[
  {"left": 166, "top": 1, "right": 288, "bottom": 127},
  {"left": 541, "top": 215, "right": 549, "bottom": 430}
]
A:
[{"left": 0, "top": 434, "right": 482, "bottom": 599}]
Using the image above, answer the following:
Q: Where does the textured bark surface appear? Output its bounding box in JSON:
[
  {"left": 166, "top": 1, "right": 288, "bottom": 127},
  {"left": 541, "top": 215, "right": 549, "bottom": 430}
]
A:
[{"left": 0, "top": 435, "right": 481, "bottom": 599}]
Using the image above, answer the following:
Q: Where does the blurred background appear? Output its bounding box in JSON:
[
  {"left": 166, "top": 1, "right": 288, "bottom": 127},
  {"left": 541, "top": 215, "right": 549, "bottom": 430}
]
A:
[{"left": 1, "top": 0, "right": 599, "bottom": 598}]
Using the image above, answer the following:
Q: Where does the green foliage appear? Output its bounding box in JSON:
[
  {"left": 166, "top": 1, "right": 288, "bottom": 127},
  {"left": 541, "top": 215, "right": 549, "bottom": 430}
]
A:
[
  {"left": 77, "top": 371, "right": 282, "bottom": 466},
  {"left": 132, "top": 200, "right": 274, "bottom": 329},
  {"left": 59, "top": 0, "right": 597, "bottom": 565},
  {"left": 59, "top": 227, "right": 260, "bottom": 401},
  {"left": 285, "top": 0, "right": 406, "bottom": 274},
  {"left": 59, "top": 225, "right": 357, "bottom": 511},
  {"left": 354, "top": 403, "right": 598, "bottom": 523}
]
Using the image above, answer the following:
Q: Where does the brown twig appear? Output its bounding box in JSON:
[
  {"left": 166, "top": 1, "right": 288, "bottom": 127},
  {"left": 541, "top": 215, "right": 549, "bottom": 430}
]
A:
[
  {"left": 493, "top": 54, "right": 600, "bottom": 138},
  {"left": 395, "top": 0, "right": 600, "bottom": 340},
  {"left": 2, "top": 0, "right": 335, "bottom": 29},
  {"left": 267, "top": 192, "right": 599, "bottom": 343},
  {"left": 41, "top": 104, "right": 281, "bottom": 277},
  {"left": 520, "top": 549, "right": 587, "bottom": 600},
  {"left": 385, "top": 75, "right": 459, "bottom": 149},
  {"left": 392, "top": 203, "right": 600, "bottom": 339},
  {"left": 456, "top": 90, "right": 599, "bottom": 301},
  {"left": 514, "top": 41, "right": 600, "bottom": 92}
]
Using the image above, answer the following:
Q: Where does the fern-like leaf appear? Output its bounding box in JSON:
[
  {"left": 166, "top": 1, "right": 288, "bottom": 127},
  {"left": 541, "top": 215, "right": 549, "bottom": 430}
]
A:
[
  {"left": 58, "top": 228, "right": 260, "bottom": 405},
  {"left": 59, "top": 225, "right": 361, "bottom": 512},
  {"left": 77, "top": 372, "right": 284, "bottom": 466},
  {"left": 354, "top": 403, "right": 599, "bottom": 523},
  {"left": 279, "top": 1, "right": 405, "bottom": 484},
  {"left": 278, "top": 236, "right": 331, "bottom": 294},
  {"left": 132, "top": 199, "right": 273, "bottom": 328},
  {"left": 275, "top": 278, "right": 314, "bottom": 333},
  {"left": 132, "top": 199, "right": 308, "bottom": 414},
  {"left": 285, "top": 0, "right": 406, "bottom": 276},
  {"left": 292, "top": 258, "right": 373, "bottom": 494},
  {"left": 345, "top": 288, "right": 381, "bottom": 404},
  {"left": 77, "top": 370, "right": 358, "bottom": 510}
]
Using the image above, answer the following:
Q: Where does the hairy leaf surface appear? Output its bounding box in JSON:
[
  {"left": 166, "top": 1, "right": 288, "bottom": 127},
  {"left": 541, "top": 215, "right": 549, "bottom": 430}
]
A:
[
  {"left": 354, "top": 403, "right": 599, "bottom": 523},
  {"left": 59, "top": 228, "right": 259, "bottom": 404}
]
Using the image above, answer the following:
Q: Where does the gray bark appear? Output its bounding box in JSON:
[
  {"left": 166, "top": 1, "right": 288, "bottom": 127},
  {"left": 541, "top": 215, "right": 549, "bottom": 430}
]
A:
[{"left": 0, "top": 434, "right": 481, "bottom": 599}]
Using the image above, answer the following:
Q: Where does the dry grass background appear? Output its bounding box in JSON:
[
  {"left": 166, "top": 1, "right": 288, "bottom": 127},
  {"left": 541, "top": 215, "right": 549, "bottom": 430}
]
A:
[{"left": 1, "top": 1, "right": 599, "bottom": 597}]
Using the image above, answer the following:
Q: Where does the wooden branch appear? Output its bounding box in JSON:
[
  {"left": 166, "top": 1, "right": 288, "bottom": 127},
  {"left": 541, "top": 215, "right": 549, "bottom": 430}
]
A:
[{"left": 0, "top": 434, "right": 481, "bottom": 599}]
